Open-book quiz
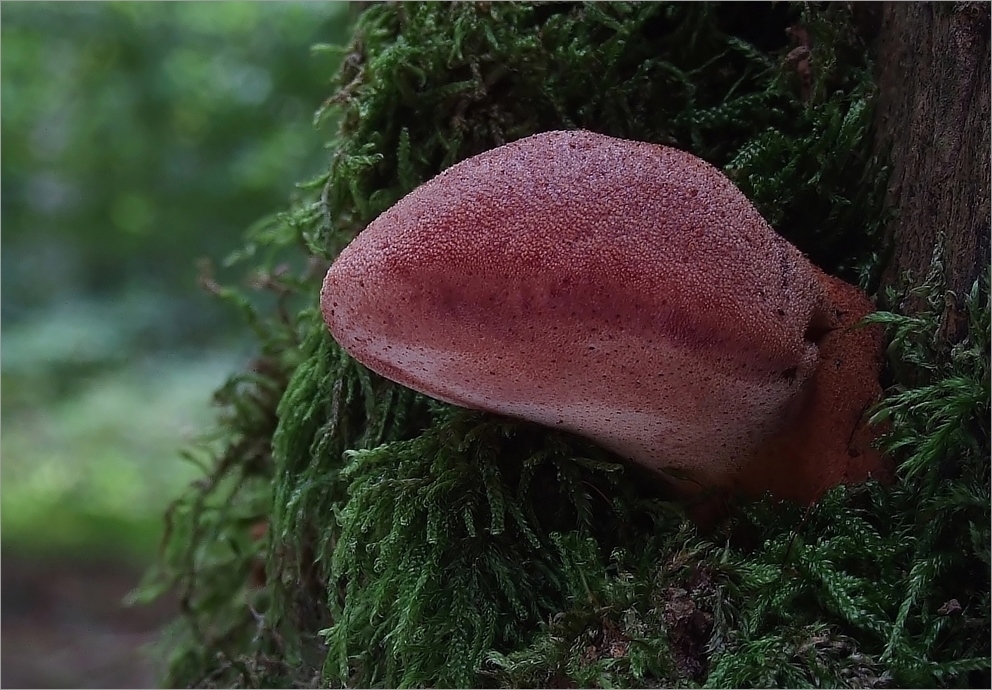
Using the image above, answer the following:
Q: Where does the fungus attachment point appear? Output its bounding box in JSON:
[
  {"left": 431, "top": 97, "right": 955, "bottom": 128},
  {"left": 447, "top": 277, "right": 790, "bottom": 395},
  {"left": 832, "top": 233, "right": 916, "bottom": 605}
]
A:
[{"left": 321, "top": 130, "right": 890, "bottom": 505}]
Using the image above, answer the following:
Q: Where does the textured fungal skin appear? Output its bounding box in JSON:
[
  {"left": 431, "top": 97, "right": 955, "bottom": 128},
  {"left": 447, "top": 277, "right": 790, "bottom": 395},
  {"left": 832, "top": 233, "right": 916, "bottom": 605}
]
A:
[{"left": 321, "top": 130, "right": 889, "bottom": 502}]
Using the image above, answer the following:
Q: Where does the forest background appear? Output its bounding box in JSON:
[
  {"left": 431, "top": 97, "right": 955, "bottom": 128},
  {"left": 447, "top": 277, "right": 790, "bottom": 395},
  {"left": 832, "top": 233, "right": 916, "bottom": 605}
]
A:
[{"left": 1, "top": 3, "right": 351, "bottom": 686}]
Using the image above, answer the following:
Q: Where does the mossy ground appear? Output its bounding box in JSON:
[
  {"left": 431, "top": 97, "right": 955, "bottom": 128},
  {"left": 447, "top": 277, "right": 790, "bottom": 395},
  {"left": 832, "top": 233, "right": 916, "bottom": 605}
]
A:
[{"left": 142, "top": 3, "right": 990, "bottom": 687}]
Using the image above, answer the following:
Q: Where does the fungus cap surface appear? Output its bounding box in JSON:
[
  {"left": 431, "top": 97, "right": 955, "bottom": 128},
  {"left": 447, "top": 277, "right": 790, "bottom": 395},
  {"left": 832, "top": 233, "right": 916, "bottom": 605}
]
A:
[{"left": 322, "top": 130, "right": 886, "bottom": 499}]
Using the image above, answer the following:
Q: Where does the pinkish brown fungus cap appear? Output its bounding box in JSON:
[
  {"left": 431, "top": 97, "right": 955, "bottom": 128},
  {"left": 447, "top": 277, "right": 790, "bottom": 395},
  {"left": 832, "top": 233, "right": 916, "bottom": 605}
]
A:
[{"left": 321, "top": 130, "right": 890, "bottom": 504}]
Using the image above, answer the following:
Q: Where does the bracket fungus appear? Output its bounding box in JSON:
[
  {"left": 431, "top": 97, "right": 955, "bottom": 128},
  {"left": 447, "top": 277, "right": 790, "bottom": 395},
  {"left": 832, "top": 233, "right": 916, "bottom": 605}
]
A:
[{"left": 321, "top": 130, "right": 890, "bottom": 505}]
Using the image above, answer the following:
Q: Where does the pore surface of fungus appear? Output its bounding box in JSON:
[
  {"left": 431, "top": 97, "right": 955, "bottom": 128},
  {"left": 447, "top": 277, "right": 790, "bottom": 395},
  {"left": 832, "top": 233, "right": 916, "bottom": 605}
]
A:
[{"left": 321, "top": 130, "right": 889, "bottom": 503}]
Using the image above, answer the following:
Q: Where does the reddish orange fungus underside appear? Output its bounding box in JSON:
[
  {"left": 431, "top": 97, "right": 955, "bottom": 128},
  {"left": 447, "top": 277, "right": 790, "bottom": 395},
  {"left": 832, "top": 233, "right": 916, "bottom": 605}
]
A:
[{"left": 321, "top": 130, "right": 891, "bottom": 504}]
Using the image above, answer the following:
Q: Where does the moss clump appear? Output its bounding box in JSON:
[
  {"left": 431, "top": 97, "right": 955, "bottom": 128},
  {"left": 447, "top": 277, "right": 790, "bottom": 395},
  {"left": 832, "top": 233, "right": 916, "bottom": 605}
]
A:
[{"left": 144, "top": 2, "right": 989, "bottom": 688}]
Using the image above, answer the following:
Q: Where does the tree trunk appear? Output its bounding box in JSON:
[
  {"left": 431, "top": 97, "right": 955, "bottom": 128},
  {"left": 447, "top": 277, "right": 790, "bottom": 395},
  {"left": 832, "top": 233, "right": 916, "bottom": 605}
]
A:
[{"left": 873, "top": 1, "right": 990, "bottom": 343}]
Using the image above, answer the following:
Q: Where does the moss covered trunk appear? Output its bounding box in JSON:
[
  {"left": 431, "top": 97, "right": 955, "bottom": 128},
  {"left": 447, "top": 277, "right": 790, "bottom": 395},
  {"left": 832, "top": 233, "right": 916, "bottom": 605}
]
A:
[
  {"left": 148, "top": 4, "right": 990, "bottom": 688},
  {"left": 874, "top": 1, "right": 990, "bottom": 342}
]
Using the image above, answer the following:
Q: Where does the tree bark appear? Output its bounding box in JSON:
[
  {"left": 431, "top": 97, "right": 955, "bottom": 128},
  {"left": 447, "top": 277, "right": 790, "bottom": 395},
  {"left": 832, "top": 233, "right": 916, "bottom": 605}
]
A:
[{"left": 872, "top": 1, "right": 990, "bottom": 343}]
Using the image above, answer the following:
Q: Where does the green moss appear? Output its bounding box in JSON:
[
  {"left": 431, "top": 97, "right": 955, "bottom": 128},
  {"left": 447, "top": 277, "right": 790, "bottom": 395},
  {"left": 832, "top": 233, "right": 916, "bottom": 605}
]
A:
[{"left": 144, "top": 2, "right": 989, "bottom": 688}]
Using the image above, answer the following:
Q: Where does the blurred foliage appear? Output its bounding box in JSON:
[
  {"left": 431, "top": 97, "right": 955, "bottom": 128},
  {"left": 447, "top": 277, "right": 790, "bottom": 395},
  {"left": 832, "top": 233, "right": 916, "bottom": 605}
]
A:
[
  {"left": 0, "top": 355, "right": 237, "bottom": 559},
  {"left": 1, "top": 1, "right": 348, "bottom": 343},
  {"left": 1, "top": 2, "right": 352, "bottom": 558}
]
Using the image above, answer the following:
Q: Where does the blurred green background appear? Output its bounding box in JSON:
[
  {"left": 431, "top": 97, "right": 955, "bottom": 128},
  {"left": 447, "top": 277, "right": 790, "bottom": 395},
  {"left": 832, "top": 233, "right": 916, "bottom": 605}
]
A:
[{"left": 1, "top": 2, "right": 348, "bottom": 565}]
